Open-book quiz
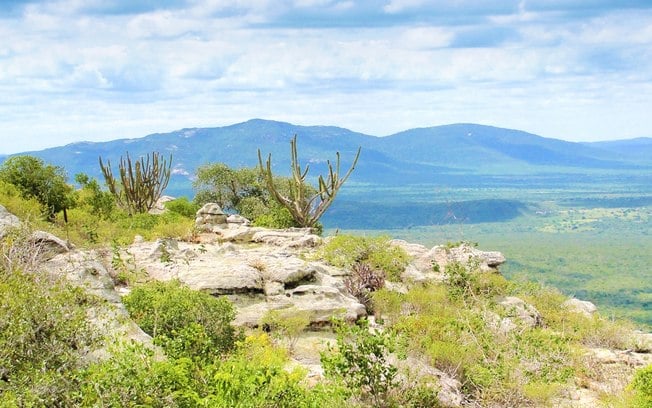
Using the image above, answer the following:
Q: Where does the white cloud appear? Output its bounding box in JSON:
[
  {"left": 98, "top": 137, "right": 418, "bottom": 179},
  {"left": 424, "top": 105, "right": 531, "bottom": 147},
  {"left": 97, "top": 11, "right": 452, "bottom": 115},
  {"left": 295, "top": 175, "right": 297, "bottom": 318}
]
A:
[{"left": 1, "top": 1, "right": 652, "bottom": 154}]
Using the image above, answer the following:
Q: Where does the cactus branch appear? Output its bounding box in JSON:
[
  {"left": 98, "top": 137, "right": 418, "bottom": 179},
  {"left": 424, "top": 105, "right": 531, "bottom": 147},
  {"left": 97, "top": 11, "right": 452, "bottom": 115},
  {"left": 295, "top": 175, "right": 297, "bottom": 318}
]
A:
[{"left": 258, "top": 135, "right": 360, "bottom": 228}]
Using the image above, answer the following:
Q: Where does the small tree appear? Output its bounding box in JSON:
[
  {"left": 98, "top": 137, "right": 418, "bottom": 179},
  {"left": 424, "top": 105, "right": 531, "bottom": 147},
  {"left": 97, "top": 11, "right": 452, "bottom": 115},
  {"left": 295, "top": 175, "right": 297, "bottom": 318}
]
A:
[
  {"left": 193, "top": 164, "right": 264, "bottom": 211},
  {"left": 99, "top": 152, "right": 171, "bottom": 215},
  {"left": 0, "top": 155, "right": 75, "bottom": 220},
  {"left": 321, "top": 318, "right": 397, "bottom": 407},
  {"left": 258, "top": 135, "right": 360, "bottom": 228}
]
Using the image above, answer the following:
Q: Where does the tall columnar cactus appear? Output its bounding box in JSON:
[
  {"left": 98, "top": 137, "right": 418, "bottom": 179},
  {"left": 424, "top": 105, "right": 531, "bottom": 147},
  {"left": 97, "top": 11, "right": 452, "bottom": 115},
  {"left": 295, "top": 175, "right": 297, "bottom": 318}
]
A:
[
  {"left": 99, "top": 152, "right": 172, "bottom": 215},
  {"left": 258, "top": 135, "right": 360, "bottom": 228}
]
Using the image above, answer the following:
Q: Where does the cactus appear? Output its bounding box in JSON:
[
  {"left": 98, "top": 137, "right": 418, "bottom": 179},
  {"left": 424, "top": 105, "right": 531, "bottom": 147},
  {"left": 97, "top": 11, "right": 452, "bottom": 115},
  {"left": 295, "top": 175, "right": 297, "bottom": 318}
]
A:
[
  {"left": 258, "top": 135, "right": 360, "bottom": 228},
  {"left": 99, "top": 152, "right": 172, "bottom": 215}
]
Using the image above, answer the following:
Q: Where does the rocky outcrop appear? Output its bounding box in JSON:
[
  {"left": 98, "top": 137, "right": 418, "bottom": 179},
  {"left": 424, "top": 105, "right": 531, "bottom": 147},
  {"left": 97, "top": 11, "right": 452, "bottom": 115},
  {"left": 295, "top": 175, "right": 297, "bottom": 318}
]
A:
[
  {"left": 498, "top": 296, "right": 542, "bottom": 328},
  {"left": 410, "top": 242, "right": 506, "bottom": 276},
  {"left": 563, "top": 298, "right": 598, "bottom": 317},
  {"left": 123, "top": 232, "right": 365, "bottom": 328},
  {"left": 195, "top": 203, "right": 228, "bottom": 231},
  {"left": 0, "top": 204, "right": 71, "bottom": 260}
]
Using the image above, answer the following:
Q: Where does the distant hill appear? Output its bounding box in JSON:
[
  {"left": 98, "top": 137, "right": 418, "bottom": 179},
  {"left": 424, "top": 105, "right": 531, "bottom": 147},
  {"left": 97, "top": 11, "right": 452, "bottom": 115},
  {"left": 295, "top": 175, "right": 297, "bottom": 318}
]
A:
[
  {"left": 4, "top": 119, "right": 651, "bottom": 198},
  {"left": 583, "top": 137, "right": 652, "bottom": 165}
]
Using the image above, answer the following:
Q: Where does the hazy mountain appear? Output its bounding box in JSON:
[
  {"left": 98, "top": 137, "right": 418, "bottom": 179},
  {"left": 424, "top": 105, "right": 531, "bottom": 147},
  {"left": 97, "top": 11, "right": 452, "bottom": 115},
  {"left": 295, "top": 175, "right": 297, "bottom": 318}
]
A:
[
  {"left": 583, "top": 137, "right": 652, "bottom": 165},
  {"left": 5, "top": 119, "right": 650, "bottom": 198},
  {"left": 371, "top": 124, "right": 639, "bottom": 170}
]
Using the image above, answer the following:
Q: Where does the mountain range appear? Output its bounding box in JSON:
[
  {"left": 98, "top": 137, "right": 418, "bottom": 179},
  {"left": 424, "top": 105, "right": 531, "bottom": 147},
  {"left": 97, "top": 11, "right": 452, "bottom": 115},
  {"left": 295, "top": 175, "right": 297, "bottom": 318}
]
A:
[{"left": 5, "top": 119, "right": 651, "bottom": 194}]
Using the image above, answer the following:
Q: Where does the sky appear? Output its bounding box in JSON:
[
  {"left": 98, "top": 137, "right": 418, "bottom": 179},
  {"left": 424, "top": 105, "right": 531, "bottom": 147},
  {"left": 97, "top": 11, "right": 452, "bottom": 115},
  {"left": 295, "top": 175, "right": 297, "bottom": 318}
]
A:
[{"left": 1, "top": 0, "right": 651, "bottom": 154}]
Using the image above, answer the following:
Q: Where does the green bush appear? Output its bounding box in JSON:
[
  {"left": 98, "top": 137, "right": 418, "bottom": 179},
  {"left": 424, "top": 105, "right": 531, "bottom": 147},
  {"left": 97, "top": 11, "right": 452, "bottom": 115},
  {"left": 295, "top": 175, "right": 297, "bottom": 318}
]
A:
[
  {"left": 0, "top": 180, "right": 43, "bottom": 222},
  {"left": 123, "top": 279, "right": 240, "bottom": 359},
  {"left": 164, "top": 197, "right": 199, "bottom": 218},
  {"left": 0, "top": 268, "right": 100, "bottom": 406},
  {"left": 76, "top": 333, "right": 348, "bottom": 408},
  {"left": 74, "top": 173, "right": 116, "bottom": 220},
  {"left": 0, "top": 155, "right": 75, "bottom": 220},
  {"left": 73, "top": 341, "right": 189, "bottom": 407},
  {"left": 319, "top": 234, "right": 410, "bottom": 281},
  {"left": 631, "top": 364, "right": 652, "bottom": 407},
  {"left": 252, "top": 203, "right": 299, "bottom": 229},
  {"left": 321, "top": 318, "right": 398, "bottom": 407}
]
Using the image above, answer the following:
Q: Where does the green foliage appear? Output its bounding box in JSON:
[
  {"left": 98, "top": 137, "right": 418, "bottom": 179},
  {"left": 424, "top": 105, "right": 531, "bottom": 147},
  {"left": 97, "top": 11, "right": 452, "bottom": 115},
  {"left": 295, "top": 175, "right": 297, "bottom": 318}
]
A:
[
  {"left": 0, "top": 180, "right": 43, "bottom": 222},
  {"left": 319, "top": 234, "right": 410, "bottom": 281},
  {"left": 74, "top": 172, "right": 116, "bottom": 220},
  {"left": 0, "top": 155, "right": 75, "bottom": 220},
  {"left": 0, "top": 267, "right": 100, "bottom": 406},
  {"left": 260, "top": 308, "right": 312, "bottom": 351},
  {"left": 631, "top": 364, "right": 652, "bottom": 407},
  {"left": 193, "top": 163, "right": 263, "bottom": 210},
  {"left": 321, "top": 318, "right": 398, "bottom": 407},
  {"left": 123, "top": 279, "right": 240, "bottom": 358},
  {"left": 73, "top": 341, "right": 189, "bottom": 407},
  {"left": 258, "top": 135, "right": 360, "bottom": 228},
  {"left": 193, "top": 162, "right": 307, "bottom": 229},
  {"left": 99, "top": 151, "right": 172, "bottom": 215},
  {"left": 76, "top": 333, "right": 347, "bottom": 408},
  {"left": 520, "top": 283, "right": 635, "bottom": 349},
  {"left": 380, "top": 280, "right": 579, "bottom": 406},
  {"left": 251, "top": 203, "right": 299, "bottom": 229},
  {"left": 164, "top": 196, "right": 200, "bottom": 218}
]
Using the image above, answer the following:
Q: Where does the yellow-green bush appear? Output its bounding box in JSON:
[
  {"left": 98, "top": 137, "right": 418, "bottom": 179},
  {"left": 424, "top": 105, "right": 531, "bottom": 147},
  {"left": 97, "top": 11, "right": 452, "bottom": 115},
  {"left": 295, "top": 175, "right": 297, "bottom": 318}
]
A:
[
  {"left": 318, "top": 234, "right": 410, "bottom": 281},
  {"left": 630, "top": 364, "right": 652, "bottom": 407}
]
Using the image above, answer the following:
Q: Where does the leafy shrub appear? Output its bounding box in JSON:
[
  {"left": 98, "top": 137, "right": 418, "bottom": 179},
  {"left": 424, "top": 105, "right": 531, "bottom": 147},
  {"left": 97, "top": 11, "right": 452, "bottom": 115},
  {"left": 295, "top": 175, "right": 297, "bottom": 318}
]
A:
[
  {"left": 386, "top": 282, "right": 578, "bottom": 406},
  {"left": 319, "top": 234, "right": 410, "bottom": 281},
  {"left": 251, "top": 203, "right": 299, "bottom": 229},
  {"left": 321, "top": 318, "right": 398, "bottom": 407},
  {"left": 123, "top": 279, "right": 239, "bottom": 359},
  {"left": 259, "top": 308, "right": 312, "bottom": 351},
  {"left": 164, "top": 196, "right": 199, "bottom": 218},
  {"left": 0, "top": 155, "right": 75, "bottom": 220},
  {"left": 0, "top": 180, "right": 43, "bottom": 222},
  {"left": 344, "top": 262, "right": 385, "bottom": 313},
  {"left": 73, "top": 341, "right": 189, "bottom": 407},
  {"left": 631, "top": 364, "right": 652, "bottom": 407},
  {"left": 0, "top": 268, "right": 100, "bottom": 406},
  {"left": 74, "top": 173, "right": 116, "bottom": 220}
]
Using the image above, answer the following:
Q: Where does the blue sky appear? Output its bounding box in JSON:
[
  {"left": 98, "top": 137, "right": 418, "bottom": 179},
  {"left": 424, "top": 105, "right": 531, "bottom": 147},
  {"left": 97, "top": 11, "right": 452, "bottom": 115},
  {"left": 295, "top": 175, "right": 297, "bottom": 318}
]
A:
[{"left": 1, "top": 0, "right": 651, "bottom": 153}]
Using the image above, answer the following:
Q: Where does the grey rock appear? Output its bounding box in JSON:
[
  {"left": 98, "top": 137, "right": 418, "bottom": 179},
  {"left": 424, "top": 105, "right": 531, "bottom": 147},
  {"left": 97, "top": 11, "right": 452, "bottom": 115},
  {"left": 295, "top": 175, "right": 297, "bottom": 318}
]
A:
[
  {"left": 0, "top": 204, "right": 20, "bottom": 237},
  {"left": 149, "top": 195, "right": 175, "bottom": 215},
  {"left": 226, "top": 214, "right": 250, "bottom": 226},
  {"left": 563, "top": 298, "right": 598, "bottom": 317},
  {"left": 414, "top": 243, "right": 506, "bottom": 275},
  {"left": 498, "top": 296, "right": 542, "bottom": 328},
  {"left": 30, "top": 230, "right": 72, "bottom": 258},
  {"left": 195, "top": 202, "right": 228, "bottom": 231}
]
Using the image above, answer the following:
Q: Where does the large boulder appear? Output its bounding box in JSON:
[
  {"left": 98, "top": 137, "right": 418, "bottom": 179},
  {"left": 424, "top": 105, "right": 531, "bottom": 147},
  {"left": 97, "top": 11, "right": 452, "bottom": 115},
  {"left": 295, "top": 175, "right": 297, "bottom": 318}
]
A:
[
  {"left": 563, "top": 298, "right": 598, "bottom": 317},
  {"left": 414, "top": 243, "right": 506, "bottom": 275},
  {"left": 195, "top": 203, "right": 228, "bottom": 231},
  {"left": 498, "top": 296, "right": 542, "bottom": 328}
]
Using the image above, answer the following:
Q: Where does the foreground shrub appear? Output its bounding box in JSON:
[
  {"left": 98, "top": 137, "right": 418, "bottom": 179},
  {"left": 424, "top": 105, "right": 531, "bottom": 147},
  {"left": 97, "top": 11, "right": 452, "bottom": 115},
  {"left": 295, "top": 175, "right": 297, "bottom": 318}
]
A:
[
  {"left": 123, "top": 280, "right": 239, "bottom": 360},
  {"left": 631, "top": 364, "right": 652, "bottom": 407},
  {"left": 319, "top": 234, "right": 410, "bottom": 281},
  {"left": 0, "top": 268, "right": 99, "bottom": 406},
  {"left": 77, "top": 333, "right": 348, "bottom": 408},
  {"left": 74, "top": 342, "right": 188, "bottom": 407},
  {"left": 321, "top": 318, "right": 398, "bottom": 407},
  {"left": 260, "top": 308, "right": 312, "bottom": 351}
]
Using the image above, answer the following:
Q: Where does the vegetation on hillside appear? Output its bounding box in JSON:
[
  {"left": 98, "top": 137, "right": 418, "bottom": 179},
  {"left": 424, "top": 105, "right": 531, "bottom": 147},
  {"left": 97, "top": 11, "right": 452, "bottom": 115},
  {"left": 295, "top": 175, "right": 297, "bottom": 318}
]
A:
[{"left": 1, "top": 153, "right": 651, "bottom": 407}]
